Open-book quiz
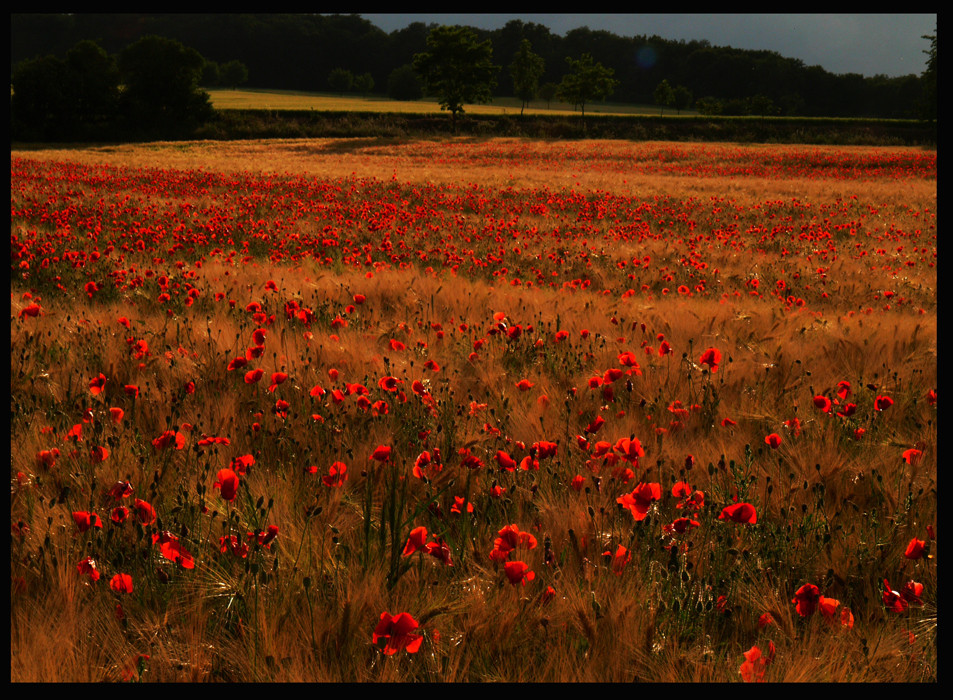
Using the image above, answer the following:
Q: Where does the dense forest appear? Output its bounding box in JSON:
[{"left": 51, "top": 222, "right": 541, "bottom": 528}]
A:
[{"left": 11, "top": 13, "right": 930, "bottom": 120}]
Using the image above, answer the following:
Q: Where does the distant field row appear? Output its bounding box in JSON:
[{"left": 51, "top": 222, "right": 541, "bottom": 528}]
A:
[{"left": 206, "top": 88, "right": 681, "bottom": 117}]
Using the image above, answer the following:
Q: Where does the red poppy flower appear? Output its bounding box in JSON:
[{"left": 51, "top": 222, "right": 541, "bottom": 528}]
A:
[
  {"left": 133, "top": 498, "right": 156, "bottom": 526},
  {"left": 322, "top": 461, "right": 348, "bottom": 488},
  {"left": 533, "top": 441, "right": 558, "bottom": 460},
  {"left": 904, "top": 537, "right": 926, "bottom": 560},
  {"left": 369, "top": 445, "right": 392, "bottom": 463},
  {"left": 268, "top": 372, "right": 288, "bottom": 392},
  {"left": 88, "top": 373, "right": 107, "bottom": 396},
  {"left": 76, "top": 557, "right": 101, "bottom": 582},
  {"left": 719, "top": 502, "right": 757, "bottom": 524},
  {"left": 227, "top": 356, "right": 248, "bottom": 371},
  {"left": 874, "top": 395, "right": 894, "bottom": 411},
  {"left": 613, "top": 436, "right": 644, "bottom": 464},
  {"left": 836, "top": 403, "right": 857, "bottom": 417},
  {"left": 608, "top": 544, "right": 631, "bottom": 574},
  {"left": 764, "top": 433, "right": 783, "bottom": 449},
  {"left": 378, "top": 376, "right": 401, "bottom": 392},
  {"left": 792, "top": 583, "right": 820, "bottom": 616},
  {"left": 902, "top": 448, "right": 923, "bottom": 465},
  {"left": 818, "top": 595, "right": 841, "bottom": 619},
  {"left": 213, "top": 468, "right": 240, "bottom": 502},
  {"left": 813, "top": 395, "right": 832, "bottom": 413},
  {"left": 450, "top": 496, "right": 474, "bottom": 515},
  {"left": 111, "top": 506, "right": 129, "bottom": 525},
  {"left": 516, "top": 379, "right": 535, "bottom": 392},
  {"left": 882, "top": 579, "right": 908, "bottom": 612},
  {"left": 617, "top": 482, "right": 661, "bottom": 521},
  {"left": 152, "top": 531, "right": 195, "bottom": 569},
  {"left": 109, "top": 407, "right": 124, "bottom": 424},
  {"left": 402, "top": 526, "right": 429, "bottom": 557},
  {"left": 152, "top": 430, "right": 185, "bottom": 451},
  {"left": 109, "top": 573, "right": 134, "bottom": 594},
  {"left": 227, "top": 454, "right": 252, "bottom": 475},
  {"left": 901, "top": 580, "right": 924, "bottom": 606},
  {"left": 590, "top": 440, "right": 612, "bottom": 458},
  {"left": 412, "top": 451, "right": 440, "bottom": 480},
  {"left": 504, "top": 560, "right": 535, "bottom": 586},
  {"left": 426, "top": 538, "right": 453, "bottom": 566},
  {"left": 72, "top": 511, "right": 103, "bottom": 532},
  {"left": 245, "top": 368, "right": 264, "bottom": 384},
  {"left": 740, "top": 642, "right": 775, "bottom": 682},
  {"left": 372, "top": 612, "right": 423, "bottom": 655},
  {"left": 254, "top": 524, "right": 280, "bottom": 548},
  {"left": 489, "top": 524, "right": 536, "bottom": 561},
  {"left": 107, "top": 481, "right": 134, "bottom": 500},
  {"left": 18, "top": 302, "right": 42, "bottom": 320},
  {"left": 584, "top": 415, "right": 606, "bottom": 434},
  {"left": 220, "top": 534, "right": 250, "bottom": 558},
  {"left": 667, "top": 517, "right": 701, "bottom": 535},
  {"left": 495, "top": 450, "right": 518, "bottom": 472},
  {"left": 37, "top": 448, "right": 61, "bottom": 468},
  {"left": 699, "top": 347, "right": 721, "bottom": 372}
]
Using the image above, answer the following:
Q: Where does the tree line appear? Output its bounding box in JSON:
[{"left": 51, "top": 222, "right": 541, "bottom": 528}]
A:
[{"left": 11, "top": 15, "right": 936, "bottom": 142}]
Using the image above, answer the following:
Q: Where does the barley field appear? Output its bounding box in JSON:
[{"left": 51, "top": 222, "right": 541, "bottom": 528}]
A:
[
  {"left": 206, "top": 88, "right": 667, "bottom": 116},
  {"left": 10, "top": 137, "right": 936, "bottom": 682}
]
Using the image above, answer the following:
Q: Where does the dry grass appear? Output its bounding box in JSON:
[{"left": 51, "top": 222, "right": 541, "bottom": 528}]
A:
[{"left": 10, "top": 137, "right": 936, "bottom": 682}]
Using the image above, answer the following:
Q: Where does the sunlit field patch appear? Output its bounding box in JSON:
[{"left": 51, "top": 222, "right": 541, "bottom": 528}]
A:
[{"left": 11, "top": 138, "right": 935, "bottom": 682}]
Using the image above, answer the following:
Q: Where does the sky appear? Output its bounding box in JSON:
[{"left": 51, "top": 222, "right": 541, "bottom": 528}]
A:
[{"left": 359, "top": 14, "right": 936, "bottom": 78}]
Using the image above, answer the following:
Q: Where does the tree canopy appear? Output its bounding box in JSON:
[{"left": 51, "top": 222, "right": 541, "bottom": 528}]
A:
[
  {"left": 118, "top": 34, "right": 213, "bottom": 139},
  {"left": 509, "top": 39, "right": 545, "bottom": 115},
  {"left": 412, "top": 25, "right": 498, "bottom": 129},
  {"left": 556, "top": 53, "right": 618, "bottom": 121}
]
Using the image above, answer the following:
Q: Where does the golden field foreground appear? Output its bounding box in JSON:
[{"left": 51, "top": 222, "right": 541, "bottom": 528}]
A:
[{"left": 11, "top": 138, "right": 936, "bottom": 682}]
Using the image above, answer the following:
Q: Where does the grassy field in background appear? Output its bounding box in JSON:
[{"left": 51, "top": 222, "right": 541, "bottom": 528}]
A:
[{"left": 206, "top": 88, "right": 682, "bottom": 117}]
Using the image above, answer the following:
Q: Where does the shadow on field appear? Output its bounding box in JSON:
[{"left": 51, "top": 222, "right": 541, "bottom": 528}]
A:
[
  {"left": 303, "top": 134, "right": 504, "bottom": 155},
  {"left": 303, "top": 137, "right": 412, "bottom": 154}
]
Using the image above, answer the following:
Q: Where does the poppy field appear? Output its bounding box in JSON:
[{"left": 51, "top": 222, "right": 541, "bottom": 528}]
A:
[{"left": 10, "top": 138, "right": 936, "bottom": 682}]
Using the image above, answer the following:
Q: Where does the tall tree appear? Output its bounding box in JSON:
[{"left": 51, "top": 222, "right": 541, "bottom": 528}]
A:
[
  {"left": 387, "top": 64, "right": 423, "bottom": 101},
  {"left": 412, "top": 25, "right": 498, "bottom": 131},
  {"left": 654, "top": 79, "right": 674, "bottom": 115},
  {"left": 119, "top": 34, "right": 213, "bottom": 139},
  {"left": 920, "top": 28, "right": 936, "bottom": 122},
  {"left": 65, "top": 39, "right": 120, "bottom": 129},
  {"left": 11, "top": 38, "right": 120, "bottom": 141},
  {"left": 509, "top": 39, "right": 545, "bottom": 115},
  {"left": 671, "top": 84, "right": 693, "bottom": 114},
  {"left": 328, "top": 67, "right": 354, "bottom": 95},
  {"left": 556, "top": 53, "right": 618, "bottom": 122},
  {"left": 219, "top": 59, "right": 248, "bottom": 90},
  {"left": 11, "top": 54, "right": 73, "bottom": 141},
  {"left": 353, "top": 72, "right": 374, "bottom": 97}
]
